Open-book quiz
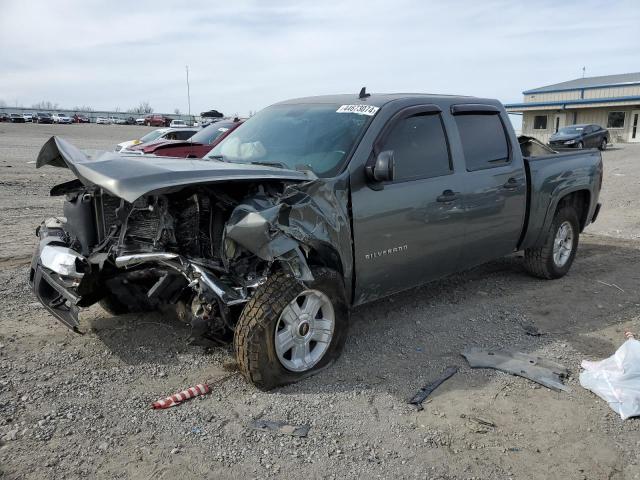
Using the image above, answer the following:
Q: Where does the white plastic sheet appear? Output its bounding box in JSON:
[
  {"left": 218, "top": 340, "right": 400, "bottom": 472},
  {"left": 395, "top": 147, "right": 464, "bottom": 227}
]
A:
[{"left": 579, "top": 338, "right": 640, "bottom": 420}]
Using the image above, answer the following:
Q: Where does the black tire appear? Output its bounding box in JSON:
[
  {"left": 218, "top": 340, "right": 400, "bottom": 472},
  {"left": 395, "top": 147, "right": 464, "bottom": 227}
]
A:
[
  {"left": 98, "top": 278, "right": 157, "bottom": 316},
  {"left": 599, "top": 138, "right": 607, "bottom": 151},
  {"left": 234, "top": 268, "right": 349, "bottom": 390},
  {"left": 99, "top": 294, "right": 132, "bottom": 315},
  {"left": 576, "top": 141, "right": 584, "bottom": 149},
  {"left": 523, "top": 206, "right": 580, "bottom": 279}
]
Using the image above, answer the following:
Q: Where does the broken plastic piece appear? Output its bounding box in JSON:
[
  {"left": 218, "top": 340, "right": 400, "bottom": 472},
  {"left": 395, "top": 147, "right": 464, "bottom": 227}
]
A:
[
  {"left": 249, "top": 419, "right": 310, "bottom": 437},
  {"left": 408, "top": 366, "right": 458, "bottom": 409},
  {"left": 462, "top": 348, "right": 570, "bottom": 392},
  {"left": 580, "top": 338, "right": 640, "bottom": 420},
  {"left": 151, "top": 383, "right": 210, "bottom": 409}
]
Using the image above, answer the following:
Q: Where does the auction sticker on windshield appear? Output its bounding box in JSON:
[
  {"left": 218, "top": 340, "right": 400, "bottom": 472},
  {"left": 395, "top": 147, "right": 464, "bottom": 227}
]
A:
[{"left": 336, "top": 105, "right": 380, "bottom": 116}]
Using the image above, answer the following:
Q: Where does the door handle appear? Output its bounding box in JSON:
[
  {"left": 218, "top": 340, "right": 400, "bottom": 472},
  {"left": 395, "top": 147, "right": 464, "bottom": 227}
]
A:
[
  {"left": 503, "top": 178, "right": 519, "bottom": 190},
  {"left": 436, "top": 189, "right": 458, "bottom": 202}
]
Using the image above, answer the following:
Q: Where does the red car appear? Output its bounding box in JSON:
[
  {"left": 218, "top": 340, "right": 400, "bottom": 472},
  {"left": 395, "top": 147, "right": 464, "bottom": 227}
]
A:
[
  {"left": 73, "top": 114, "right": 90, "bottom": 123},
  {"left": 144, "top": 114, "right": 170, "bottom": 127},
  {"left": 136, "top": 120, "right": 242, "bottom": 158}
]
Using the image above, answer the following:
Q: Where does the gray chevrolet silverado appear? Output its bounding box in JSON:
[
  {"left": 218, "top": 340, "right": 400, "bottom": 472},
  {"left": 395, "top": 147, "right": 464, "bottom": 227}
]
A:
[{"left": 30, "top": 92, "right": 602, "bottom": 389}]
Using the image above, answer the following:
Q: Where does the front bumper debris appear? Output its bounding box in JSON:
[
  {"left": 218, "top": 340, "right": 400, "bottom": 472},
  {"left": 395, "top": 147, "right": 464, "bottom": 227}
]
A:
[
  {"left": 30, "top": 249, "right": 85, "bottom": 333},
  {"left": 29, "top": 218, "right": 252, "bottom": 332}
]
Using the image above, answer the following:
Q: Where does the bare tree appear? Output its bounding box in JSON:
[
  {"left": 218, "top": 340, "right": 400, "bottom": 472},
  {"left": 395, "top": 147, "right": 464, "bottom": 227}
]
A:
[
  {"left": 127, "top": 101, "right": 154, "bottom": 115},
  {"left": 72, "top": 105, "right": 94, "bottom": 112},
  {"left": 31, "top": 100, "right": 59, "bottom": 110},
  {"left": 174, "top": 108, "right": 181, "bottom": 115}
]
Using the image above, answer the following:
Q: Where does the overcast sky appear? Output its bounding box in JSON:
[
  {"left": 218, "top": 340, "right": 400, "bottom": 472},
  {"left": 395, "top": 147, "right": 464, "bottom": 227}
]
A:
[{"left": 1, "top": 0, "right": 638, "bottom": 117}]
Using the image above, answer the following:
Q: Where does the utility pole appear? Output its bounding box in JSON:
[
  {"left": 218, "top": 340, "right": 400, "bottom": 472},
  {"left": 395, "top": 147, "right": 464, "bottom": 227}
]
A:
[
  {"left": 186, "top": 65, "right": 191, "bottom": 122},
  {"left": 582, "top": 66, "right": 586, "bottom": 78}
]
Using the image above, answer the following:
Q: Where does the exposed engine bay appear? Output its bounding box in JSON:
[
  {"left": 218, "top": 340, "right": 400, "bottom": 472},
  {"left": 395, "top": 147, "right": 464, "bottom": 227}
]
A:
[{"left": 30, "top": 136, "right": 353, "bottom": 341}]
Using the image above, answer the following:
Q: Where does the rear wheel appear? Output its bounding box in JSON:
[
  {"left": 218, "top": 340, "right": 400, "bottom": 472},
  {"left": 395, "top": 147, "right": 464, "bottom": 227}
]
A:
[
  {"left": 234, "top": 268, "right": 349, "bottom": 390},
  {"left": 599, "top": 138, "right": 607, "bottom": 151},
  {"left": 523, "top": 206, "right": 580, "bottom": 279}
]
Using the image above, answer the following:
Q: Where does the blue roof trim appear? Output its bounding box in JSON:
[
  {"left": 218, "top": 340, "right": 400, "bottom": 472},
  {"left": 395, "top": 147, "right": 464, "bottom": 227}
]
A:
[
  {"left": 505, "top": 95, "right": 640, "bottom": 109},
  {"left": 523, "top": 81, "right": 640, "bottom": 95}
]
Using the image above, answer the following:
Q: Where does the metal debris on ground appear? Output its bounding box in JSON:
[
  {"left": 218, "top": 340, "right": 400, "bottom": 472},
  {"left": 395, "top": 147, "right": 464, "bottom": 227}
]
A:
[
  {"left": 462, "top": 348, "right": 570, "bottom": 392},
  {"left": 249, "top": 419, "right": 311, "bottom": 438},
  {"left": 408, "top": 366, "right": 458, "bottom": 410},
  {"left": 151, "top": 384, "right": 210, "bottom": 409},
  {"left": 596, "top": 280, "right": 625, "bottom": 293},
  {"left": 522, "top": 324, "right": 543, "bottom": 336},
  {"left": 460, "top": 414, "right": 496, "bottom": 428}
]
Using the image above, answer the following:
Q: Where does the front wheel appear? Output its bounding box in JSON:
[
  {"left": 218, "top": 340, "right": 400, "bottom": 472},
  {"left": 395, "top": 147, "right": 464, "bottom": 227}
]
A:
[
  {"left": 234, "top": 268, "right": 349, "bottom": 390},
  {"left": 523, "top": 206, "right": 580, "bottom": 279}
]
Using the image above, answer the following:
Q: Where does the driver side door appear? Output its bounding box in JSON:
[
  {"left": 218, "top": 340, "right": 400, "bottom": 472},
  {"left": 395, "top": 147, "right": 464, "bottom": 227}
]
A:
[{"left": 350, "top": 105, "right": 468, "bottom": 303}]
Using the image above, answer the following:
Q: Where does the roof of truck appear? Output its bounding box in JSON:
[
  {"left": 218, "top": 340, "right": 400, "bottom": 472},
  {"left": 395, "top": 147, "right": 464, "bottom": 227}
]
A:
[{"left": 275, "top": 92, "right": 489, "bottom": 108}]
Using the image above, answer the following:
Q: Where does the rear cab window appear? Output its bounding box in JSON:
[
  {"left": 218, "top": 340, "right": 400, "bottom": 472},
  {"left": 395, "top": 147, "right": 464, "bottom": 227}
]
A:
[
  {"left": 380, "top": 111, "right": 451, "bottom": 181},
  {"left": 453, "top": 110, "right": 510, "bottom": 171}
]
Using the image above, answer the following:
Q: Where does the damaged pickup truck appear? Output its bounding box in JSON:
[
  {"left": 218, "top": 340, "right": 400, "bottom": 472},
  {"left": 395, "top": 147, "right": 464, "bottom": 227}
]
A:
[{"left": 30, "top": 93, "right": 603, "bottom": 389}]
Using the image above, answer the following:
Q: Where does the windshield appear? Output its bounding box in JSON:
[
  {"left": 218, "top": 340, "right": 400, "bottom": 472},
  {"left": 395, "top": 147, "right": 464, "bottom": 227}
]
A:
[
  {"left": 206, "top": 103, "right": 375, "bottom": 176},
  {"left": 191, "top": 122, "right": 235, "bottom": 144},
  {"left": 557, "top": 126, "right": 585, "bottom": 135},
  {"left": 139, "top": 130, "right": 165, "bottom": 143}
]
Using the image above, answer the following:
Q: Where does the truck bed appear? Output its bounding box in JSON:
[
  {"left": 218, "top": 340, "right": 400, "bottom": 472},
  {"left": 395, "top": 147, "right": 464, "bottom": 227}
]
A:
[{"left": 519, "top": 140, "right": 603, "bottom": 250}]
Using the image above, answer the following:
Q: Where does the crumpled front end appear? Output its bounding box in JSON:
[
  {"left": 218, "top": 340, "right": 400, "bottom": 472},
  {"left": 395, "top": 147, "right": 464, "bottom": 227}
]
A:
[{"left": 29, "top": 137, "right": 352, "bottom": 339}]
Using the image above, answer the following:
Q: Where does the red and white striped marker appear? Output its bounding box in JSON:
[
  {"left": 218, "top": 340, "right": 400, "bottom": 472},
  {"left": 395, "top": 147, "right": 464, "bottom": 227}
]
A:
[
  {"left": 625, "top": 331, "right": 636, "bottom": 340},
  {"left": 151, "top": 383, "right": 210, "bottom": 409}
]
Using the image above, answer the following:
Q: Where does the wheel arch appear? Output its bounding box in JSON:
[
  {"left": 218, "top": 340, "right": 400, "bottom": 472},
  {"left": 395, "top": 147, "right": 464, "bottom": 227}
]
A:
[
  {"left": 305, "top": 243, "right": 352, "bottom": 304},
  {"left": 555, "top": 189, "right": 591, "bottom": 232}
]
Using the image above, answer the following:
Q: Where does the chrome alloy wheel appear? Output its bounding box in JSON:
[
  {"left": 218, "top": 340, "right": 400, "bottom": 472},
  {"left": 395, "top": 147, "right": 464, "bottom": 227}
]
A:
[
  {"left": 553, "top": 220, "right": 574, "bottom": 267},
  {"left": 274, "top": 289, "right": 335, "bottom": 372}
]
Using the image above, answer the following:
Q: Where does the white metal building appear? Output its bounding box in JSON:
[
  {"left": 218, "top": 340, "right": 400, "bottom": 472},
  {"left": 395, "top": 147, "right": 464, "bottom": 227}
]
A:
[{"left": 505, "top": 72, "right": 640, "bottom": 144}]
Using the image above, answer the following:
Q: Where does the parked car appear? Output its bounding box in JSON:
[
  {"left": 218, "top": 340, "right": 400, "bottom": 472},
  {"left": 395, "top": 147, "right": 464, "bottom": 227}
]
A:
[
  {"left": 23, "top": 113, "right": 33, "bottom": 122},
  {"left": 549, "top": 124, "right": 610, "bottom": 150},
  {"left": 29, "top": 92, "right": 603, "bottom": 390},
  {"left": 144, "top": 114, "right": 170, "bottom": 127},
  {"left": 125, "top": 128, "right": 199, "bottom": 153},
  {"left": 10, "top": 113, "right": 26, "bottom": 123},
  {"left": 135, "top": 117, "right": 146, "bottom": 125},
  {"left": 96, "top": 117, "right": 110, "bottom": 125},
  {"left": 52, "top": 113, "right": 72, "bottom": 124},
  {"left": 169, "top": 119, "right": 187, "bottom": 128},
  {"left": 143, "top": 120, "right": 242, "bottom": 158},
  {"left": 114, "top": 127, "right": 196, "bottom": 152},
  {"left": 0, "top": 112, "right": 10, "bottom": 122},
  {"left": 73, "top": 114, "right": 90, "bottom": 123},
  {"left": 33, "top": 112, "right": 54, "bottom": 124}
]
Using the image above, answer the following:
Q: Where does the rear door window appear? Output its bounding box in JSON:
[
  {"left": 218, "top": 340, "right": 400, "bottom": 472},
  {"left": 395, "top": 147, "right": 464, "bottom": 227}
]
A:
[
  {"left": 454, "top": 114, "right": 510, "bottom": 171},
  {"left": 381, "top": 113, "right": 451, "bottom": 181}
]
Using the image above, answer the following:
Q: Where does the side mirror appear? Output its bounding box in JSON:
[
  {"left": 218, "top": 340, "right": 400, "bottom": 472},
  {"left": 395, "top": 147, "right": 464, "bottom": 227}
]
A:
[{"left": 366, "top": 150, "right": 395, "bottom": 183}]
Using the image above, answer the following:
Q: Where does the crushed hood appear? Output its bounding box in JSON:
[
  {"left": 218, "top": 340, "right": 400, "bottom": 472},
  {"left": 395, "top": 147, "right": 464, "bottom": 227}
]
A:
[{"left": 37, "top": 136, "right": 311, "bottom": 203}]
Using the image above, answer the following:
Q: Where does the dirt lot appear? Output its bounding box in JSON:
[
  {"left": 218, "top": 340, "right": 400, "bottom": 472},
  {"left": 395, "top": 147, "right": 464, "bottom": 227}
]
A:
[{"left": 0, "top": 123, "right": 639, "bottom": 479}]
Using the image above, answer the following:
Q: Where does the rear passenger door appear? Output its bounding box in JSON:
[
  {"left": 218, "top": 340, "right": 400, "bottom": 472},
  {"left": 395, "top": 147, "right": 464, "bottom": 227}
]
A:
[
  {"left": 451, "top": 106, "right": 527, "bottom": 269},
  {"left": 583, "top": 125, "right": 596, "bottom": 147},
  {"left": 351, "top": 106, "right": 468, "bottom": 302}
]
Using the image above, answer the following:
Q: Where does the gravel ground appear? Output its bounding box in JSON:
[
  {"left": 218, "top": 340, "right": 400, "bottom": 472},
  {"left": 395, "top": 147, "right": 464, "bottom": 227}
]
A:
[{"left": 0, "top": 123, "right": 639, "bottom": 479}]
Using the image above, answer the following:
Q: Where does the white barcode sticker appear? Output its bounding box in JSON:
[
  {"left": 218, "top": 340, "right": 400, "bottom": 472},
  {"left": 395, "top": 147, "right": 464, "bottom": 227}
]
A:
[{"left": 336, "top": 104, "right": 380, "bottom": 116}]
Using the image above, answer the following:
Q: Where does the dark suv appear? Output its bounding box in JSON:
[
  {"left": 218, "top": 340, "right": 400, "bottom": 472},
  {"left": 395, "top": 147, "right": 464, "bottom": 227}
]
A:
[
  {"left": 549, "top": 124, "right": 610, "bottom": 150},
  {"left": 34, "top": 112, "right": 54, "bottom": 124}
]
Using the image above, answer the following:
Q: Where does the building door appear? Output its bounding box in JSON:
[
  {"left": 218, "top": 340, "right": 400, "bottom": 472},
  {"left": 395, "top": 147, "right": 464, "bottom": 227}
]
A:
[
  {"left": 629, "top": 110, "right": 640, "bottom": 143},
  {"left": 553, "top": 112, "right": 566, "bottom": 133}
]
